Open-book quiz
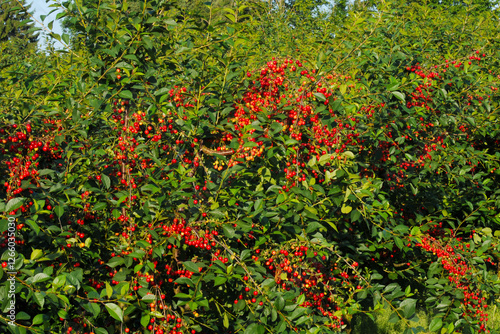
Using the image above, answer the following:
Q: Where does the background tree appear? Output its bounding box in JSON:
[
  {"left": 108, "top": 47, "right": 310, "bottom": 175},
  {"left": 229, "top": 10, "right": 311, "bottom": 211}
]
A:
[{"left": 0, "top": 0, "right": 39, "bottom": 51}]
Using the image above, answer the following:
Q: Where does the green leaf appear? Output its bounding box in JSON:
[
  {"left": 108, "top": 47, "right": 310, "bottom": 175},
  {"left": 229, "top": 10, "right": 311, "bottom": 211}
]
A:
[
  {"left": 49, "top": 183, "right": 64, "bottom": 193},
  {"left": 244, "top": 323, "right": 266, "bottom": 334},
  {"left": 165, "top": 19, "right": 177, "bottom": 26},
  {"left": 101, "top": 174, "right": 111, "bottom": 189},
  {"left": 262, "top": 278, "right": 276, "bottom": 291},
  {"left": 54, "top": 205, "right": 64, "bottom": 218},
  {"left": 141, "top": 314, "right": 150, "bottom": 327},
  {"left": 297, "top": 294, "right": 305, "bottom": 305},
  {"left": 119, "top": 90, "right": 133, "bottom": 99},
  {"left": 308, "top": 156, "right": 317, "bottom": 167},
  {"left": 288, "top": 307, "right": 307, "bottom": 320},
  {"left": 107, "top": 257, "right": 124, "bottom": 268},
  {"left": 34, "top": 292, "right": 45, "bottom": 308},
  {"left": 142, "top": 294, "right": 156, "bottom": 301},
  {"left": 241, "top": 249, "right": 251, "bottom": 261},
  {"left": 62, "top": 33, "right": 70, "bottom": 45},
  {"left": 342, "top": 151, "right": 355, "bottom": 159},
  {"left": 350, "top": 210, "right": 361, "bottom": 222},
  {"left": 141, "top": 184, "right": 160, "bottom": 193},
  {"left": 234, "top": 299, "right": 245, "bottom": 311},
  {"left": 31, "top": 249, "right": 43, "bottom": 261},
  {"left": 386, "top": 83, "right": 400, "bottom": 91},
  {"left": 175, "top": 277, "right": 194, "bottom": 286},
  {"left": 341, "top": 205, "right": 352, "bottom": 214},
  {"left": 214, "top": 277, "right": 227, "bottom": 287},
  {"left": 32, "top": 313, "right": 46, "bottom": 325},
  {"left": 275, "top": 296, "right": 285, "bottom": 311},
  {"left": 105, "top": 303, "right": 124, "bottom": 322},
  {"left": 313, "top": 92, "right": 326, "bottom": 102},
  {"left": 106, "top": 282, "right": 113, "bottom": 298},
  {"left": 400, "top": 298, "right": 416, "bottom": 319},
  {"left": 183, "top": 261, "right": 201, "bottom": 273},
  {"left": 17, "top": 312, "right": 30, "bottom": 320},
  {"left": 357, "top": 289, "right": 368, "bottom": 300},
  {"left": 392, "top": 91, "right": 405, "bottom": 101},
  {"left": 5, "top": 197, "right": 25, "bottom": 212},
  {"left": 318, "top": 154, "right": 332, "bottom": 165},
  {"left": 32, "top": 273, "right": 50, "bottom": 283},
  {"left": 223, "top": 225, "right": 236, "bottom": 238},
  {"left": 93, "top": 202, "right": 107, "bottom": 211},
  {"left": 429, "top": 318, "right": 442, "bottom": 331}
]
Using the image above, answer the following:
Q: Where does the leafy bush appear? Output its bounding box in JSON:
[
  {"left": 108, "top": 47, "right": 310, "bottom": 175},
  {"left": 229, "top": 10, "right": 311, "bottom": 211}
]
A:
[{"left": 1, "top": 1, "right": 499, "bottom": 334}]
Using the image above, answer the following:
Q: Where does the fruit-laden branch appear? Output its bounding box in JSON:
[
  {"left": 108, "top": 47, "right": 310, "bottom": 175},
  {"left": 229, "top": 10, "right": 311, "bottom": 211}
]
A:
[{"left": 200, "top": 145, "right": 234, "bottom": 156}]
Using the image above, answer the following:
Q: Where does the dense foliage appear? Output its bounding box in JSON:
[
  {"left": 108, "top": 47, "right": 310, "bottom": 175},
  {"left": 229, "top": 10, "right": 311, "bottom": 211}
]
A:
[{"left": 1, "top": 1, "right": 500, "bottom": 334}]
